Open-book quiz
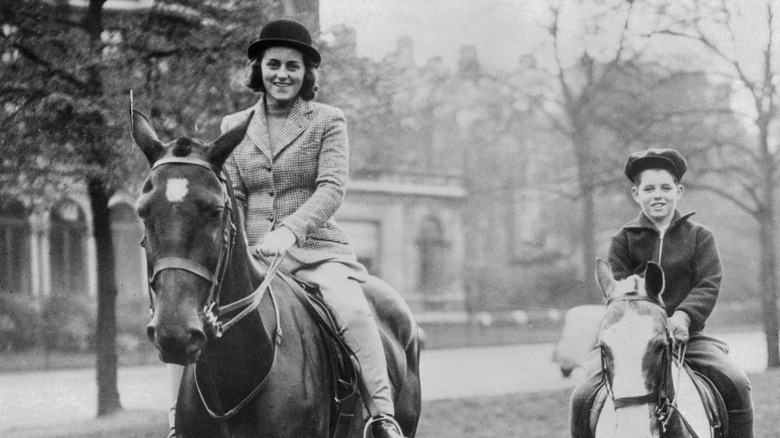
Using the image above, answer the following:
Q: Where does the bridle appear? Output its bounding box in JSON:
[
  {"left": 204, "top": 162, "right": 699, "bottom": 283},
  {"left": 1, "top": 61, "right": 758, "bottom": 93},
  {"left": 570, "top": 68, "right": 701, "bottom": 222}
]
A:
[
  {"left": 142, "top": 156, "right": 283, "bottom": 339},
  {"left": 601, "top": 293, "right": 693, "bottom": 436}
]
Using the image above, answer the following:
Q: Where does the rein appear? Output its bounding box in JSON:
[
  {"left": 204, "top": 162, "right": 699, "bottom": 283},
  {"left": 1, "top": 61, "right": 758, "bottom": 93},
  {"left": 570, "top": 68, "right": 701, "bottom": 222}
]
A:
[
  {"left": 601, "top": 293, "right": 699, "bottom": 436},
  {"left": 144, "top": 156, "right": 283, "bottom": 339}
]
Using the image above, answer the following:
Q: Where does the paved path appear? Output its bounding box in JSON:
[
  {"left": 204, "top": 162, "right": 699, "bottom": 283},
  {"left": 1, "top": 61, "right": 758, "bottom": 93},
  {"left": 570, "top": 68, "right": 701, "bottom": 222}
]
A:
[{"left": 0, "top": 331, "right": 768, "bottom": 432}]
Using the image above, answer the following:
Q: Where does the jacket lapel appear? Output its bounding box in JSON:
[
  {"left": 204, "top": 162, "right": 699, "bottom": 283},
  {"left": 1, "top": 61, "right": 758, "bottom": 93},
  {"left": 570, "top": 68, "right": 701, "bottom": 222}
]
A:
[
  {"left": 273, "top": 98, "right": 312, "bottom": 159},
  {"left": 246, "top": 98, "right": 272, "bottom": 160}
]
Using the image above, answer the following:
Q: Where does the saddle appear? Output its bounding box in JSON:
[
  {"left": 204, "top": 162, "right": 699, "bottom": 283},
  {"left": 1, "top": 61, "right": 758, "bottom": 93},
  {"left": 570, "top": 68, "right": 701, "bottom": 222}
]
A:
[
  {"left": 275, "top": 272, "right": 364, "bottom": 438},
  {"left": 589, "top": 361, "right": 728, "bottom": 437}
]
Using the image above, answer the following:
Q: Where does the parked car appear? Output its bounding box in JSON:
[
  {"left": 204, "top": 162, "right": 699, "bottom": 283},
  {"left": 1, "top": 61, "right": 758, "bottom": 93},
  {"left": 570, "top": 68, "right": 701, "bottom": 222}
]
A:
[{"left": 552, "top": 305, "right": 605, "bottom": 377}]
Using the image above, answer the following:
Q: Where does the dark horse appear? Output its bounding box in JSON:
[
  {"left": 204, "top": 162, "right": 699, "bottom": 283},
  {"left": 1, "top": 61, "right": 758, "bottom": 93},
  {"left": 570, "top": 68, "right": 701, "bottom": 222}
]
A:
[
  {"left": 590, "top": 258, "right": 724, "bottom": 438},
  {"left": 131, "top": 110, "right": 421, "bottom": 437}
]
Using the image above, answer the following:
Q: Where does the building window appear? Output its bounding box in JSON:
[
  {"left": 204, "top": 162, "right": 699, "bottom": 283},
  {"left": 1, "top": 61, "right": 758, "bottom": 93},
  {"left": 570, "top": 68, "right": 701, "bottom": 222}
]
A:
[
  {"left": 417, "top": 216, "right": 447, "bottom": 309},
  {"left": 0, "top": 199, "right": 31, "bottom": 294},
  {"left": 50, "top": 200, "right": 88, "bottom": 296},
  {"left": 340, "top": 220, "right": 381, "bottom": 276}
]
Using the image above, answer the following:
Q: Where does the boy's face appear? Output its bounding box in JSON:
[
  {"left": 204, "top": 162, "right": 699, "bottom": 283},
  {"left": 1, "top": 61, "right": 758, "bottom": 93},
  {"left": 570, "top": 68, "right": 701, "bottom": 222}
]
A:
[{"left": 631, "top": 169, "right": 683, "bottom": 227}]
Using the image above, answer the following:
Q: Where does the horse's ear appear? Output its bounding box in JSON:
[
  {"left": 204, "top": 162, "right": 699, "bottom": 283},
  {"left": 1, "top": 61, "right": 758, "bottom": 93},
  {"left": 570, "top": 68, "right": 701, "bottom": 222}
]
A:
[
  {"left": 595, "top": 258, "right": 614, "bottom": 302},
  {"left": 208, "top": 111, "right": 254, "bottom": 168},
  {"left": 644, "top": 261, "right": 665, "bottom": 301},
  {"left": 131, "top": 110, "right": 165, "bottom": 165}
]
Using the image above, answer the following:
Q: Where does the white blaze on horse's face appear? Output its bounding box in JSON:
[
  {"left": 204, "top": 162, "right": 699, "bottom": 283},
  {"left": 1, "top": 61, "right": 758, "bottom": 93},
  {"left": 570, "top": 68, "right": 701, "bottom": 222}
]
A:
[
  {"left": 166, "top": 178, "right": 189, "bottom": 203},
  {"left": 598, "top": 274, "right": 662, "bottom": 438},
  {"left": 601, "top": 312, "right": 658, "bottom": 437}
]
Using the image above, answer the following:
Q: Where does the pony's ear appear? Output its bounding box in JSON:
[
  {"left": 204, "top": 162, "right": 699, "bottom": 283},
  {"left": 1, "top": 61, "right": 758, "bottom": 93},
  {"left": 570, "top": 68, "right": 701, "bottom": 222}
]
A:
[
  {"left": 131, "top": 110, "right": 165, "bottom": 165},
  {"left": 644, "top": 261, "right": 665, "bottom": 301},
  {"left": 595, "top": 258, "right": 615, "bottom": 302},
  {"left": 208, "top": 111, "right": 254, "bottom": 169}
]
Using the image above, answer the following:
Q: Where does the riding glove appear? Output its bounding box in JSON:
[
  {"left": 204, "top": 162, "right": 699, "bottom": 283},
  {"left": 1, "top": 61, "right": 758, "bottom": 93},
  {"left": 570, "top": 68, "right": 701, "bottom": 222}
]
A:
[
  {"left": 257, "top": 226, "right": 297, "bottom": 256},
  {"left": 669, "top": 310, "right": 691, "bottom": 344}
]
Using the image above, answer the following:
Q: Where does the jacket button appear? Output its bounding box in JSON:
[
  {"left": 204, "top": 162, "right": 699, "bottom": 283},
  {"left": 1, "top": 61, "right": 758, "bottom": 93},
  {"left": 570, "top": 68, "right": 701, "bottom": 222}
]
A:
[
  {"left": 263, "top": 165, "right": 272, "bottom": 171},
  {"left": 268, "top": 191, "right": 274, "bottom": 197}
]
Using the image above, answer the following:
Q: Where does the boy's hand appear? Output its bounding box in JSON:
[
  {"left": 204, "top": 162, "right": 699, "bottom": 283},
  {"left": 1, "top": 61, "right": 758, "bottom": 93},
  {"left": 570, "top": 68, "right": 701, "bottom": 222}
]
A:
[
  {"left": 256, "top": 227, "right": 296, "bottom": 257},
  {"left": 669, "top": 311, "right": 691, "bottom": 344}
]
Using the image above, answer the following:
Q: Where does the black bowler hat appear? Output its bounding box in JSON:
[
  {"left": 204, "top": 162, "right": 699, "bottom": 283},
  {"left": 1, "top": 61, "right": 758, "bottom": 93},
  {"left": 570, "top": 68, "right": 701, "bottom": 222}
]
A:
[
  {"left": 247, "top": 19, "right": 321, "bottom": 66},
  {"left": 624, "top": 148, "right": 688, "bottom": 182}
]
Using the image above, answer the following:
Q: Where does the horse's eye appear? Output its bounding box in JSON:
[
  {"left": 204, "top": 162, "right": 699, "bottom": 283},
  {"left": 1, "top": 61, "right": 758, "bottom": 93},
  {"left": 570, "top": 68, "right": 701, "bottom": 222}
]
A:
[{"left": 205, "top": 206, "right": 224, "bottom": 220}]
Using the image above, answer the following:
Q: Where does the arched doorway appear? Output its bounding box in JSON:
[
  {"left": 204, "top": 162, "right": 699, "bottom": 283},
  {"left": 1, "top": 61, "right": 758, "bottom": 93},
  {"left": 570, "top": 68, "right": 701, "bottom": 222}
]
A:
[
  {"left": 49, "top": 199, "right": 88, "bottom": 296},
  {"left": 0, "top": 198, "right": 31, "bottom": 295}
]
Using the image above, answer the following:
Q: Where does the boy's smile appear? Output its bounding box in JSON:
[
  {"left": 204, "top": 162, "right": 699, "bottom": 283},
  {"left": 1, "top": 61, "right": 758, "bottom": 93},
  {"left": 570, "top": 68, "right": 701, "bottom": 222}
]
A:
[{"left": 631, "top": 169, "right": 683, "bottom": 228}]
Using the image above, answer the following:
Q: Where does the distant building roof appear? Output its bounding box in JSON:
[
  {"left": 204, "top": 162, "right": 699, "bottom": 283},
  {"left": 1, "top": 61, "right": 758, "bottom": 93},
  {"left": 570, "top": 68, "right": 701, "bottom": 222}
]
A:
[{"left": 348, "top": 179, "right": 466, "bottom": 199}]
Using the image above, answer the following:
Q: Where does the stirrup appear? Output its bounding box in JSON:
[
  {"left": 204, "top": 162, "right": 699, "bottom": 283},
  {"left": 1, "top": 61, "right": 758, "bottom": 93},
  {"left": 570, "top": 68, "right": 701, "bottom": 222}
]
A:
[{"left": 363, "top": 414, "right": 403, "bottom": 438}]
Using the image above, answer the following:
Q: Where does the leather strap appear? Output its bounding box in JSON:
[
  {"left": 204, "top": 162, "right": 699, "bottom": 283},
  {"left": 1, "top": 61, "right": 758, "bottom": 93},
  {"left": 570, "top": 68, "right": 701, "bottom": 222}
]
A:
[{"left": 153, "top": 257, "right": 216, "bottom": 284}]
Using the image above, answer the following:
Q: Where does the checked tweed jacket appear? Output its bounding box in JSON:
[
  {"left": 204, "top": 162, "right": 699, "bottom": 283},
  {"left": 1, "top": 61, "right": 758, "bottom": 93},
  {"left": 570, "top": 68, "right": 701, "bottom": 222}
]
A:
[{"left": 222, "top": 96, "right": 364, "bottom": 273}]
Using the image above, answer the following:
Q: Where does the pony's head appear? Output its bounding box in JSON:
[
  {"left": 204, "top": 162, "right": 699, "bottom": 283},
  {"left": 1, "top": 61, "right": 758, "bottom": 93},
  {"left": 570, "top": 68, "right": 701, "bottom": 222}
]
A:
[
  {"left": 131, "top": 110, "right": 251, "bottom": 364},
  {"left": 595, "top": 258, "right": 672, "bottom": 438}
]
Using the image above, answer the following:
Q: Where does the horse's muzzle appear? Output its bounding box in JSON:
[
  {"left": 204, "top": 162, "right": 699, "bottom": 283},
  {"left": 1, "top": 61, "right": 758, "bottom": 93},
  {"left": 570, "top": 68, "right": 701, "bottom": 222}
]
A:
[{"left": 147, "top": 319, "right": 206, "bottom": 365}]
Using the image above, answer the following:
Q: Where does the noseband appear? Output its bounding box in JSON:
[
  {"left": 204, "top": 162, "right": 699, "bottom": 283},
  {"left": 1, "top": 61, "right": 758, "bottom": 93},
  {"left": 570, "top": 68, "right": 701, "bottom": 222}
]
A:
[
  {"left": 143, "top": 156, "right": 281, "bottom": 338},
  {"left": 601, "top": 293, "right": 679, "bottom": 434}
]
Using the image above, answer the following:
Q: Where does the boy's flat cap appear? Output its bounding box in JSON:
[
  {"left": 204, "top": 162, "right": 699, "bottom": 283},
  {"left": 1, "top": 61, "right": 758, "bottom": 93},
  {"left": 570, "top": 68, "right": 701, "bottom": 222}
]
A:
[{"left": 625, "top": 148, "right": 688, "bottom": 182}]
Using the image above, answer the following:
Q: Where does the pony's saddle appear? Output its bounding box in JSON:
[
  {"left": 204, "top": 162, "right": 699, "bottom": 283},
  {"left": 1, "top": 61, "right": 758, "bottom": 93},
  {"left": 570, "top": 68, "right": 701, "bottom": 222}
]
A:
[
  {"left": 276, "top": 272, "right": 364, "bottom": 408},
  {"left": 590, "top": 362, "right": 729, "bottom": 437}
]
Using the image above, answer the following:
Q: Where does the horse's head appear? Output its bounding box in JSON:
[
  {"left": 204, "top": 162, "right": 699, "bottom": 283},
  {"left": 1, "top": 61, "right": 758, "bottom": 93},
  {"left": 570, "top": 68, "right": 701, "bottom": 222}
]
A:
[
  {"left": 595, "top": 258, "right": 672, "bottom": 438},
  {"left": 132, "top": 110, "right": 252, "bottom": 365}
]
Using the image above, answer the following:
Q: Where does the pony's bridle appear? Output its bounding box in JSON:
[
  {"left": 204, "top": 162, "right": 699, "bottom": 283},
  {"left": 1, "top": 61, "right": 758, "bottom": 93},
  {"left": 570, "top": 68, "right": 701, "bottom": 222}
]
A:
[
  {"left": 143, "top": 156, "right": 283, "bottom": 339},
  {"left": 601, "top": 293, "right": 684, "bottom": 435}
]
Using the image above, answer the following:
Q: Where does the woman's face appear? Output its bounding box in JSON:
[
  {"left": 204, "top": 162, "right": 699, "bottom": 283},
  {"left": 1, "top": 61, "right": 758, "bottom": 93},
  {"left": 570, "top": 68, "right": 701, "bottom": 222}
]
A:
[
  {"left": 259, "top": 46, "right": 305, "bottom": 106},
  {"left": 631, "top": 169, "right": 683, "bottom": 227}
]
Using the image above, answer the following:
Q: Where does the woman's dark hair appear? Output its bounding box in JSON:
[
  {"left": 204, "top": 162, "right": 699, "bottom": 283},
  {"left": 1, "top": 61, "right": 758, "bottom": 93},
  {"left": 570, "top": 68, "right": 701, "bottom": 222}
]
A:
[{"left": 246, "top": 49, "right": 319, "bottom": 101}]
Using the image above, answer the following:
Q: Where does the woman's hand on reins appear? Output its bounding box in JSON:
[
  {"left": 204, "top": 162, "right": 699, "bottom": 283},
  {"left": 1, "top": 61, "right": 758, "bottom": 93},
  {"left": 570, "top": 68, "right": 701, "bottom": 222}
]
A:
[
  {"left": 669, "top": 311, "right": 691, "bottom": 345},
  {"left": 257, "top": 226, "right": 296, "bottom": 257}
]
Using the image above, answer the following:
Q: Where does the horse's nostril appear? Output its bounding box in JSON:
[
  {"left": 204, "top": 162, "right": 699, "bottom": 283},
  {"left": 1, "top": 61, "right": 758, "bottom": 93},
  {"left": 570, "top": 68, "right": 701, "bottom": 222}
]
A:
[
  {"left": 188, "top": 329, "right": 206, "bottom": 350},
  {"left": 146, "top": 325, "right": 156, "bottom": 342}
]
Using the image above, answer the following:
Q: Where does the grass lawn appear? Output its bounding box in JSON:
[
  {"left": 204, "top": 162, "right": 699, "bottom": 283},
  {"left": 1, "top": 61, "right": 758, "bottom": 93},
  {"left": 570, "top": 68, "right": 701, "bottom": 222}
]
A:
[{"left": 6, "top": 369, "right": 779, "bottom": 437}]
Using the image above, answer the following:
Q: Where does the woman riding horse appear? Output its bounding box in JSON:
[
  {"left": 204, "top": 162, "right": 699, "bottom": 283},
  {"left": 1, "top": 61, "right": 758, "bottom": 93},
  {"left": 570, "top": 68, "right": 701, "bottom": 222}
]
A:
[
  {"left": 165, "top": 18, "right": 406, "bottom": 438},
  {"left": 569, "top": 149, "right": 753, "bottom": 438}
]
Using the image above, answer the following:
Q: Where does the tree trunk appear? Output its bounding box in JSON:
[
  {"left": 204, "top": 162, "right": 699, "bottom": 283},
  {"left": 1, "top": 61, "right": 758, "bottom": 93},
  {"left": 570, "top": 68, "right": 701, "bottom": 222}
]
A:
[
  {"left": 88, "top": 177, "right": 123, "bottom": 415},
  {"left": 758, "top": 211, "right": 780, "bottom": 368},
  {"left": 580, "top": 185, "right": 598, "bottom": 299}
]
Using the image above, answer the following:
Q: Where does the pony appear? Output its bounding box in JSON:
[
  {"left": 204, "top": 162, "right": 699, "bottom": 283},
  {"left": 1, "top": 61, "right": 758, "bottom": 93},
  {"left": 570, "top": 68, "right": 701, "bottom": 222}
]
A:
[
  {"left": 131, "top": 109, "right": 421, "bottom": 438},
  {"left": 591, "top": 258, "right": 725, "bottom": 438}
]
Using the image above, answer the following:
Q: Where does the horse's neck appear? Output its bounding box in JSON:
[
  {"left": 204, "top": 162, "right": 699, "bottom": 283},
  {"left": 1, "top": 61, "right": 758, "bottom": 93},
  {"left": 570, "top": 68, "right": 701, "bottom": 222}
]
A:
[{"left": 204, "top": 228, "right": 275, "bottom": 373}]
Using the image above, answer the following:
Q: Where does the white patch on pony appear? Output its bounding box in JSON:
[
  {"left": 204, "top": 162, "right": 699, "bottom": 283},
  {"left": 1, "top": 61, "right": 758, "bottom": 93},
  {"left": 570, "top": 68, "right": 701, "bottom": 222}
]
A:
[
  {"left": 672, "top": 361, "right": 711, "bottom": 436},
  {"left": 166, "top": 178, "right": 189, "bottom": 203},
  {"left": 599, "top": 314, "right": 658, "bottom": 437},
  {"left": 601, "top": 314, "right": 656, "bottom": 397}
]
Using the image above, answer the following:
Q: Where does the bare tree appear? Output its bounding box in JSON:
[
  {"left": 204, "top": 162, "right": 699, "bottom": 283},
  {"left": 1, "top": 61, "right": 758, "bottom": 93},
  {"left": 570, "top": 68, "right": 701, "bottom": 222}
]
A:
[
  {"left": 530, "top": 0, "right": 651, "bottom": 294},
  {"left": 651, "top": 0, "right": 780, "bottom": 367}
]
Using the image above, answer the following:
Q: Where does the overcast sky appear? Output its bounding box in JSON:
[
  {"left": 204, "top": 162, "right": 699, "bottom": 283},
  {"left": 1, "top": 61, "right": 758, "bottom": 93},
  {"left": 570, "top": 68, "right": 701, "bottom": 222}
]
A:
[{"left": 320, "top": 0, "right": 551, "bottom": 71}]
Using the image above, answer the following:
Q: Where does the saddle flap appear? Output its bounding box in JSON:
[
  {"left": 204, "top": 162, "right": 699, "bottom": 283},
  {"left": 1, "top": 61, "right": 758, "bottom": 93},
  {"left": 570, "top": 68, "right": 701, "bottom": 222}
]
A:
[{"left": 687, "top": 366, "right": 728, "bottom": 437}]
